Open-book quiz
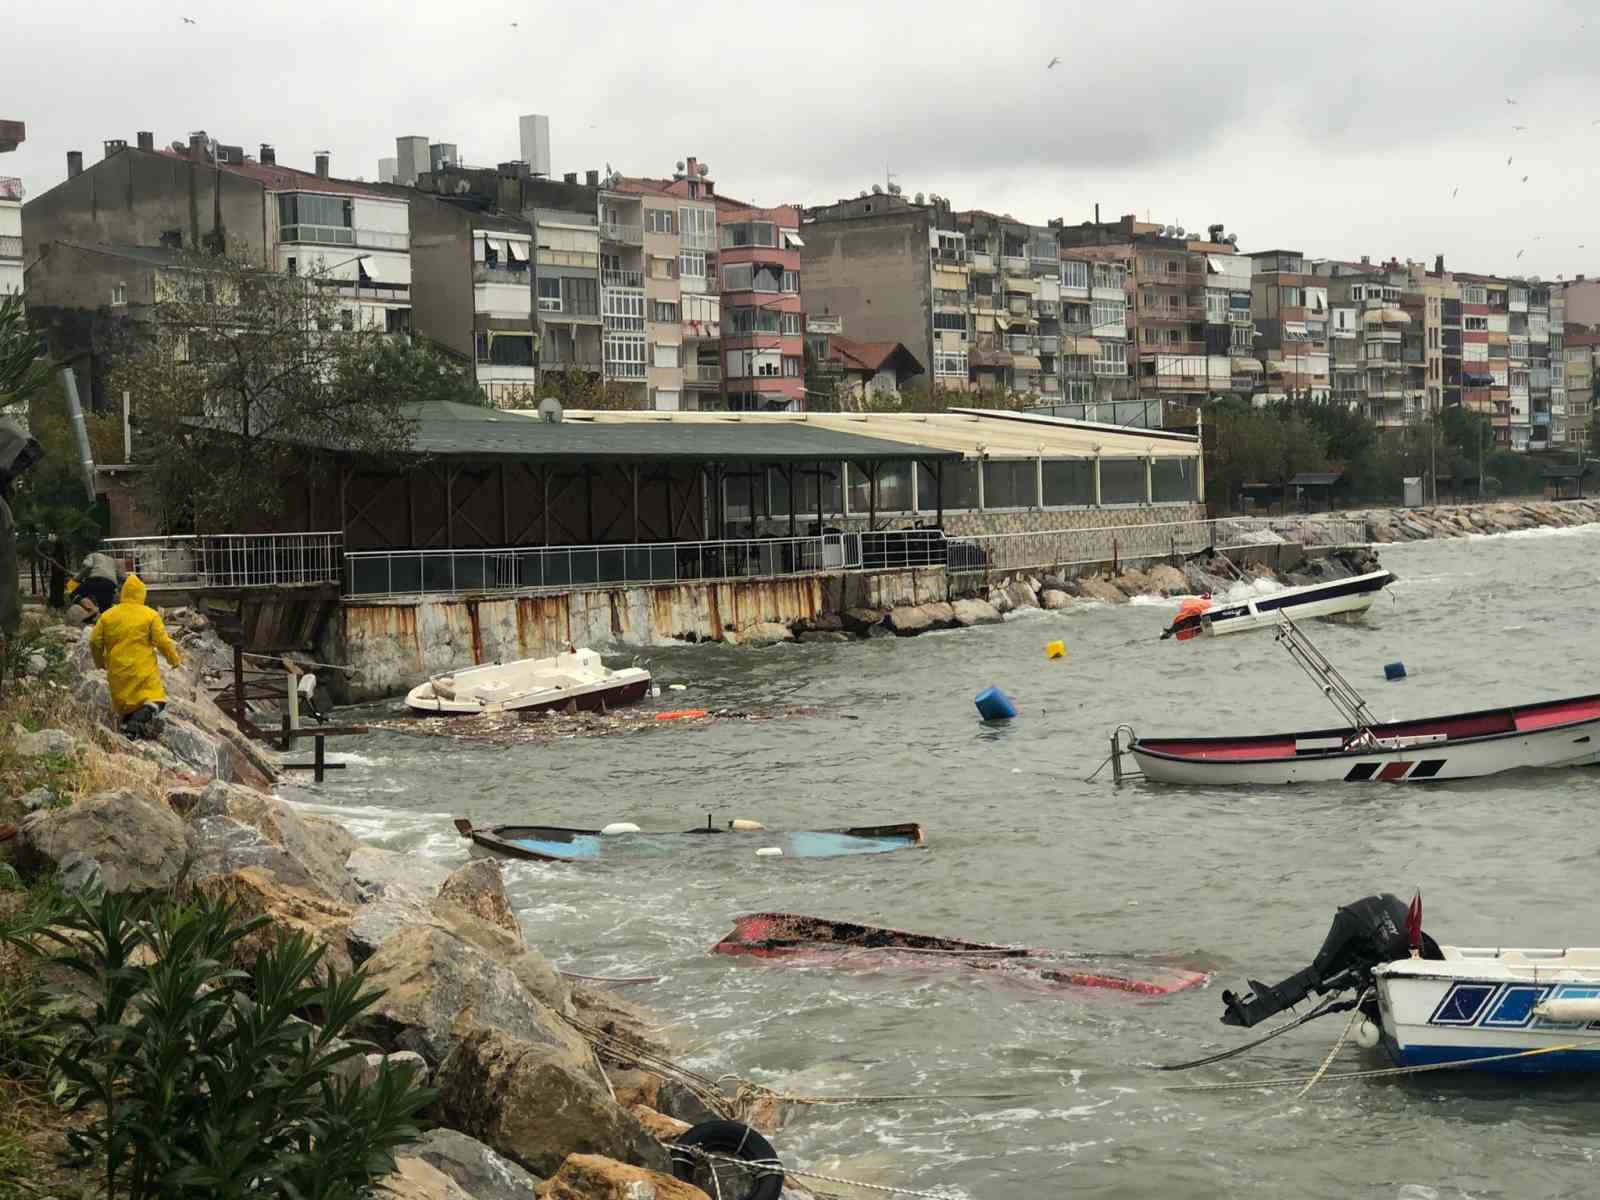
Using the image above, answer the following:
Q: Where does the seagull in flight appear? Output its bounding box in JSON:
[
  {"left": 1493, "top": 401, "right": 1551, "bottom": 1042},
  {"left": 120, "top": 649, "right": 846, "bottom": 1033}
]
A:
[
  {"left": 181, "top": 15, "right": 196, "bottom": 22},
  {"left": 1513, "top": 124, "right": 1527, "bottom": 131},
  {"left": 1523, "top": 174, "right": 1530, "bottom": 182},
  {"left": 1451, "top": 186, "right": 1460, "bottom": 198},
  {"left": 1506, "top": 97, "right": 1518, "bottom": 105},
  {"left": 1047, "top": 56, "right": 1061, "bottom": 69},
  {"left": 1507, "top": 156, "right": 1513, "bottom": 165},
  {"left": 1517, "top": 250, "right": 1526, "bottom": 259}
]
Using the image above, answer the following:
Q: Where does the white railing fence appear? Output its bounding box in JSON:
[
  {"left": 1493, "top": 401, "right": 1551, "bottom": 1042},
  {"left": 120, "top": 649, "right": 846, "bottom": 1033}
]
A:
[{"left": 101, "top": 533, "right": 345, "bottom": 588}]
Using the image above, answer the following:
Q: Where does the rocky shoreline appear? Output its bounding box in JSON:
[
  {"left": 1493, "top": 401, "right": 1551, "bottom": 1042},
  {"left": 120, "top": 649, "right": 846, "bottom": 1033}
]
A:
[
  {"left": 1245, "top": 497, "right": 1600, "bottom": 546},
  {"left": 1, "top": 623, "right": 824, "bottom": 1200}
]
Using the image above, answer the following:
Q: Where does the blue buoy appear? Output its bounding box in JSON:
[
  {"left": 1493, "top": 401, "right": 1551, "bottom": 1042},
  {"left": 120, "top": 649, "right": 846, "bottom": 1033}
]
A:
[
  {"left": 1384, "top": 662, "right": 1407, "bottom": 681},
  {"left": 975, "top": 686, "right": 1018, "bottom": 721}
]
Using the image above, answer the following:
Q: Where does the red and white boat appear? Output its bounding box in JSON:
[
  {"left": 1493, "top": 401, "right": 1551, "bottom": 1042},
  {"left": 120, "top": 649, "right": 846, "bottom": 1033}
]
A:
[{"left": 1116, "top": 616, "right": 1600, "bottom": 785}]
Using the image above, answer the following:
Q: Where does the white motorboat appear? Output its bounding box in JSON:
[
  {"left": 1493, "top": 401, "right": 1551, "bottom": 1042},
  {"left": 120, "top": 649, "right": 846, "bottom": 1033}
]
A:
[
  {"left": 1161, "top": 569, "right": 1394, "bottom": 640},
  {"left": 405, "top": 648, "right": 651, "bottom": 716},
  {"left": 1217, "top": 894, "right": 1600, "bottom": 1075},
  {"left": 1115, "top": 615, "right": 1600, "bottom": 785}
]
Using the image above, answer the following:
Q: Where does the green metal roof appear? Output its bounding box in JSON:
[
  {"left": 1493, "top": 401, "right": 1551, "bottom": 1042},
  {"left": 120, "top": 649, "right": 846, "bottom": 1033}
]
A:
[{"left": 394, "top": 402, "right": 962, "bottom": 464}]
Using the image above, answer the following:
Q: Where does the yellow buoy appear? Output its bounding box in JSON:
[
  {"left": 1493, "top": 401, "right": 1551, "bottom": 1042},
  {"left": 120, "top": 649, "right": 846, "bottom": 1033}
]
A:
[{"left": 1046, "top": 640, "right": 1067, "bottom": 660}]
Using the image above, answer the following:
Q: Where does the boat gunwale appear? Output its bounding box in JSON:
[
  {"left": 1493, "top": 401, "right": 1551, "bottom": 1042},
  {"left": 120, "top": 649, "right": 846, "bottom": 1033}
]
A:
[
  {"left": 461, "top": 821, "right": 926, "bottom": 863},
  {"left": 1166, "top": 569, "right": 1394, "bottom": 633},
  {"left": 1131, "top": 690, "right": 1600, "bottom": 765}
]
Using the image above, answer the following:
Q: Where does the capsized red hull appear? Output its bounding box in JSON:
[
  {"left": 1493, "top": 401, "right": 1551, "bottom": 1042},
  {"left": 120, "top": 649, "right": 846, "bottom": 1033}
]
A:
[{"left": 713, "top": 912, "right": 1209, "bottom": 997}]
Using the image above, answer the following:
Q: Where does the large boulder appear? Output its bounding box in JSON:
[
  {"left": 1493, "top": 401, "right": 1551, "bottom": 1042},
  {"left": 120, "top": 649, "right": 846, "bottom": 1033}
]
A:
[
  {"left": 408, "top": 1128, "right": 545, "bottom": 1200},
  {"left": 1006, "top": 578, "right": 1039, "bottom": 611},
  {"left": 838, "top": 608, "right": 886, "bottom": 635},
  {"left": 436, "top": 859, "right": 520, "bottom": 936},
  {"left": 187, "top": 780, "right": 359, "bottom": 902},
  {"left": 346, "top": 847, "right": 458, "bottom": 961},
  {"left": 14, "top": 727, "right": 80, "bottom": 759},
  {"left": 537, "top": 1156, "right": 705, "bottom": 1200},
  {"left": 730, "top": 622, "right": 794, "bottom": 648},
  {"left": 1144, "top": 564, "right": 1189, "bottom": 596},
  {"left": 426, "top": 893, "right": 573, "bottom": 1017},
  {"left": 436, "top": 1020, "right": 670, "bottom": 1180},
  {"left": 376, "top": 1157, "right": 476, "bottom": 1200},
  {"left": 950, "top": 598, "right": 1002, "bottom": 627},
  {"left": 885, "top": 603, "right": 955, "bottom": 635},
  {"left": 17, "top": 790, "right": 189, "bottom": 895},
  {"left": 1075, "top": 576, "right": 1128, "bottom": 605},
  {"left": 188, "top": 866, "right": 355, "bottom": 982},
  {"left": 357, "top": 926, "right": 591, "bottom": 1069},
  {"left": 1039, "top": 589, "right": 1073, "bottom": 611}
]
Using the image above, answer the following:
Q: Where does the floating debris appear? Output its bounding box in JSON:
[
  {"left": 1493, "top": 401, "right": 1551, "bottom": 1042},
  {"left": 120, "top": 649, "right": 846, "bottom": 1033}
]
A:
[{"left": 364, "top": 703, "right": 847, "bottom": 747}]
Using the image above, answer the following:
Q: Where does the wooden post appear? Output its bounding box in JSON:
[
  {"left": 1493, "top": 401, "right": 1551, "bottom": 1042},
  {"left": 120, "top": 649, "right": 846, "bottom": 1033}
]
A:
[
  {"left": 632, "top": 464, "right": 640, "bottom": 541},
  {"left": 232, "top": 645, "right": 245, "bottom": 730},
  {"left": 280, "top": 713, "right": 291, "bottom": 753},
  {"left": 446, "top": 467, "right": 455, "bottom": 548},
  {"left": 584, "top": 464, "right": 595, "bottom": 543},
  {"left": 936, "top": 460, "right": 945, "bottom": 527},
  {"left": 542, "top": 465, "right": 550, "bottom": 545},
  {"left": 785, "top": 463, "right": 796, "bottom": 537},
  {"left": 313, "top": 733, "right": 326, "bottom": 783},
  {"left": 499, "top": 464, "right": 509, "bottom": 545},
  {"left": 868, "top": 461, "right": 879, "bottom": 531},
  {"left": 285, "top": 665, "right": 300, "bottom": 732},
  {"left": 815, "top": 460, "right": 824, "bottom": 531}
]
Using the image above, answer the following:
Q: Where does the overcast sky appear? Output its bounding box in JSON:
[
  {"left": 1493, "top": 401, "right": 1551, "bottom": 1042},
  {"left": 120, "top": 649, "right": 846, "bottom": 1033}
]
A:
[{"left": 8, "top": 0, "right": 1600, "bottom": 280}]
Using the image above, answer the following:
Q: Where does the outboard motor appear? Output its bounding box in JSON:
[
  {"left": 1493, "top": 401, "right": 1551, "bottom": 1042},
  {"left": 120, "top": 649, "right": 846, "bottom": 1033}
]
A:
[{"left": 1221, "top": 894, "right": 1419, "bottom": 1027}]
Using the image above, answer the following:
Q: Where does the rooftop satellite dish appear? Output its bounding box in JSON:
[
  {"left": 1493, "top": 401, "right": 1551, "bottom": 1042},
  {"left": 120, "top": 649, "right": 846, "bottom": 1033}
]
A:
[
  {"left": 888, "top": 182, "right": 902, "bottom": 195},
  {"left": 170, "top": 140, "right": 187, "bottom": 153},
  {"left": 538, "top": 396, "right": 563, "bottom": 423},
  {"left": 871, "top": 184, "right": 884, "bottom": 195},
  {"left": 859, "top": 190, "right": 868, "bottom": 198},
  {"left": 1176, "top": 226, "right": 1186, "bottom": 237},
  {"left": 914, "top": 192, "right": 925, "bottom": 204},
  {"left": 676, "top": 160, "right": 685, "bottom": 172},
  {"left": 697, "top": 162, "right": 709, "bottom": 176}
]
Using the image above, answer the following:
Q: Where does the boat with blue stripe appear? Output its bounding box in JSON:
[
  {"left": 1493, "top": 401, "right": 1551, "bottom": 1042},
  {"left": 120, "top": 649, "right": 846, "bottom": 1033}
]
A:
[{"left": 453, "top": 816, "right": 924, "bottom": 863}]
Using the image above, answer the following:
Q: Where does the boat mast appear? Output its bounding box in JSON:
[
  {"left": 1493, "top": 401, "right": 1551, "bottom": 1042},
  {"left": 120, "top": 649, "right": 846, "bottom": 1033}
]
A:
[{"left": 1274, "top": 615, "right": 1379, "bottom": 736}]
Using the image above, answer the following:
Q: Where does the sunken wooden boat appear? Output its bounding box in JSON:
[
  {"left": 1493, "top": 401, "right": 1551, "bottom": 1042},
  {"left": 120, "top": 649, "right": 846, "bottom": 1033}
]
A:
[
  {"left": 406, "top": 648, "right": 650, "bottom": 716},
  {"left": 454, "top": 818, "right": 925, "bottom": 863},
  {"left": 713, "top": 912, "right": 1209, "bottom": 997},
  {"left": 1161, "top": 570, "right": 1394, "bottom": 640}
]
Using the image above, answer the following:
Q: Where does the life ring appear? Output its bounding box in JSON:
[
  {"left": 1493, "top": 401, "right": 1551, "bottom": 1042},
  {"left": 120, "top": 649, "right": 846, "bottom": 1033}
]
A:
[{"left": 669, "top": 1120, "right": 784, "bottom": 1200}]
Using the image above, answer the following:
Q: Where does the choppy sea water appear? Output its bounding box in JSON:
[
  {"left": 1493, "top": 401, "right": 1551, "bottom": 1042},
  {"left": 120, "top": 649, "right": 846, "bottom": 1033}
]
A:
[{"left": 294, "top": 525, "right": 1600, "bottom": 1200}]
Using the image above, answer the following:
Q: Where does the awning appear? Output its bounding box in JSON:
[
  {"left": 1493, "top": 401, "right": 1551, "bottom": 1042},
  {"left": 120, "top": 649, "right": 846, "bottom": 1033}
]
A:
[
  {"left": 1207, "top": 255, "right": 1230, "bottom": 273},
  {"left": 1004, "top": 276, "right": 1039, "bottom": 295},
  {"left": 506, "top": 240, "right": 527, "bottom": 264},
  {"left": 1264, "top": 359, "right": 1287, "bottom": 374},
  {"left": 782, "top": 231, "right": 805, "bottom": 249},
  {"left": 1283, "top": 322, "right": 1308, "bottom": 340},
  {"left": 487, "top": 237, "right": 511, "bottom": 260},
  {"left": 1361, "top": 306, "right": 1410, "bottom": 325},
  {"left": 1011, "top": 354, "right": 1042, "bottom": 370},
  {"left": 1065, "top": 336, "right": 1099, "bottom": 355},
  {"left": 1231, "top": 358, "right": 1263, "bottom": 373},
  {"left": 473, "top": 237, "right": 486, "bottom": 262},
  {"left": 359, "top": 257, "right": 382, "bottom": 281}
]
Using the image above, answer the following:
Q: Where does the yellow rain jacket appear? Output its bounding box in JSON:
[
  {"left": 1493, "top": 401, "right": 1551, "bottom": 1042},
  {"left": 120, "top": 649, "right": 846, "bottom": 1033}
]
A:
[{"left": 89, "top": 575, "right": 182, "bottom": 715}]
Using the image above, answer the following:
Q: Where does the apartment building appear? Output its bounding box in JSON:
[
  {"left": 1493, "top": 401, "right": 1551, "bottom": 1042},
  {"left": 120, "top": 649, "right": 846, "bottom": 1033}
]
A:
[
  {"left": 1250, "top": 249, "right": 1330, "bottom": 400},
  {"left": 1057, "top": 215, "right": 1250, "bottom": 406},
  {"left": 1564, "top": 330, "right": 1596, "bottom": 448},
  {"left": 23, "top": 133, "right": 414, "bottom": 407},
  {"left": 1549, "top": 291, "right": 1567, "bottom": 446},
  {"left": 0, "top": 173, "right": 20, "bottom": 295}
]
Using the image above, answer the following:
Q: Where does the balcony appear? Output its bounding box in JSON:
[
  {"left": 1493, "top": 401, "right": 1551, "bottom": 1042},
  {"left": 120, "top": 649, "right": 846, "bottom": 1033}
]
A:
[
  {"left": 602, "top": 269, "right": 644, "bottom": 288},
  {"left": 539, "top": 354, "right": 603, "bottom": 373},
  {"left": 1037, "top": 334, "right": 1060, "bottom": 354},
  {"left": 681, "top": 230, "right": 716, "bottom": 251},
  {"left": 968, "top": 251, "right": 995, "bottom": 272},
  {"left": 1007, "top": 335, "right": 1036, "bottom": 354},
  {"left": 0, "top": 234, "right": 19, "bottom": 261},
  {"left": 1002, "top": 254, "right": 1028, "bottom": 272},
  {"left": 474, "top": 262, "right": 529, "bottom": 282},
  {"left": 604, "top": 360, "right": 647, "bottom": 380},
  {"left": 601, "top": 222, "right": 644, "bottom": 245},
  {"left": 0, "top": 175, "right": 20, "bottom": 201},
  {"left": 683, "top": 362, "right": 722, "bottom": 387},
  {"left": 280, "top": 225, "right": 409, "bottom": 251},
  {"left": 933, "top": 248, "right": 969, "bottom": 267}
]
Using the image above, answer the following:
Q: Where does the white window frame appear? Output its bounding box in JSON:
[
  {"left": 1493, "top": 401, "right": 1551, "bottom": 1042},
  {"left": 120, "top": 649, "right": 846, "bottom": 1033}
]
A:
[{"left": 537, "top": 277, "right": 562, "bottom": 312}]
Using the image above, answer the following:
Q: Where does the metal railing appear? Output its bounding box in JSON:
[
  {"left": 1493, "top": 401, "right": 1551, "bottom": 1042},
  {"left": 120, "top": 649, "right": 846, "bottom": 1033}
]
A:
[
  {"left": 602, "top": 269, "right": 644, "bottom": 288},
  {"left": 280, "top": 225, "right": 409, "bottom": 251},
  {"left": 0, "top": 176, "right": 22, "bottom": 201},
  {"left": 345, "top": 533, "right": 868, "bottom": 600},
  {"left": 600, "top": 222, "right": 644, "bottom": 245},
  {"left": 0, "top": 234, "right": 20, "bottom": 260},
  {"left": 101, "top": 533, "right": 344, "bottom": 588},
  {"left": 683, "top": 362, "right": 722, "bottom": 384}
]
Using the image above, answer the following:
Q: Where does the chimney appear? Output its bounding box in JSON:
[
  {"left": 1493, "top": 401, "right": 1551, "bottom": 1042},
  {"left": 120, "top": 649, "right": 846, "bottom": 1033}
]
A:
[
  {"left": 136, "top": 131, "right": 154, "bottom": 151},
  {"left": 1094, "top": 203, "right": 1100, "bottom": 223},
  {"left": 103, "top": 138, "right": 127, "bottom": 159},
  {"left": 188, "top": 131, "right": 209, "bottom": 161},
  {"left": 315, "top": 151, "right": 330, "bottom": 178},
  {"left": 585, "top": 169, "right": 599, "bottom": 187},
  {"left": 1360, "top": 255, "right": 1370, "bottom": 265},
  {"left": 260, "top": 143, "right": 276, "bottom": 165},
  {"left": 685, "top": 156, "right": 698, "bottom": 180},
  {"left": 1435, "top": 254, "right": 1444, "bottom": 274},
  {"left": 563, "top": 171, "right": 578, "bottom": 184},
  {"left": 66, "top": 150, "right": 83, "bottom": 177}
]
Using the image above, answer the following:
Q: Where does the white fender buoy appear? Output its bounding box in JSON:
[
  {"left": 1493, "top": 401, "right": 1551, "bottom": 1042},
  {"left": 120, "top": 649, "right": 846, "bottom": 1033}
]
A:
[
  {"left": 601, "top": 822, "right": 641, "bottom": 836},
  {"left": 1354, "top": 1019, "right": 1381, "bottom": 1049},
  {"left": 729, "top": 819, "right": 766, "bottom": 832},
  {"left": 755, "top": 846, "right": 784, "bottom": 858},
  {"left": 1534, "top": 997, "right": 1600, "bottom": 1024}
]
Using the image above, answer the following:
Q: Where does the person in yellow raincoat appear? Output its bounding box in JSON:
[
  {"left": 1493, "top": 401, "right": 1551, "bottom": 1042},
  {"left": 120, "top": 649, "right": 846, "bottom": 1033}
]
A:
[{"left": 89, "top": 574, "right": 182, "bottom": 739}]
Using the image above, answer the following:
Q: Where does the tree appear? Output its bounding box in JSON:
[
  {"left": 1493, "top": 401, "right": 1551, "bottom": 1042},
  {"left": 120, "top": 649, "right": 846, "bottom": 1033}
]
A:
[
  {"left": 536, "top": 370, "right": 643, "bottom": 411},
  {"left": 109, "top": 255, "right": 419, "bottom": 531},
  {"left": 0, "top": 293, "right": 51, "bottom": 411},
  {"left": 350, "top": 337, "right": 486, "bottom": 408}
]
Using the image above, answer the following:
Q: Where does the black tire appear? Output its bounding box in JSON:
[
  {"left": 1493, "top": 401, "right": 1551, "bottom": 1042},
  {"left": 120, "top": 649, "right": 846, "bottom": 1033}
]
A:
[{"left": 669, "top": 1120, "right": 784, "bottom": 1200}]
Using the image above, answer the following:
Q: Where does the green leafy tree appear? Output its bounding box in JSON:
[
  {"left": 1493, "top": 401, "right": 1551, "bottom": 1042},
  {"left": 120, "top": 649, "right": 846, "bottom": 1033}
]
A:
[
  {"left": 347, "top": 337, "right": 486, "bottom": 408},
  {"left": 536, "top": 370, "right": 643, "bottom": 411},
  {"left": 109, "top": 255, "right": 418, "bottom": 531},
  {"left": 0, "top": 293, "right": 51, "bottom": 411}
]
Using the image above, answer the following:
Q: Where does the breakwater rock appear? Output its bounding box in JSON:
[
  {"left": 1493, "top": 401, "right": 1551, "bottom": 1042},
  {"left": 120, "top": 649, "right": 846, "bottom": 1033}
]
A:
[{"left": 1249, "top": 498, "right": 1600, "bottom": 546}]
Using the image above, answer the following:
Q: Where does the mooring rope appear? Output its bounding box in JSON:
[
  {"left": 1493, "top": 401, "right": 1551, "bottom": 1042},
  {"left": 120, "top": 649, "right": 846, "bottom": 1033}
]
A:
[
  {"left": 1294, "top": 989, "right": 1368, "bottom": 1099},
  {"left": 1165, "top": 1042, "right": 1583, "bottom": 1092},
  {"left": 671, "top": 1144, "right": 967, "bottom": 1199},
  {"left": 1157, "top": 994, "right": 1355, "bottom": 1071}
]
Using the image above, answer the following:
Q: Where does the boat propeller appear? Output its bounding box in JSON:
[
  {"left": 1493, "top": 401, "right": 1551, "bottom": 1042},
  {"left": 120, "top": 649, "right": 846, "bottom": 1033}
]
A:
[{"left": 1220, "top": 893, "right": 1430, "bottom": 1028}]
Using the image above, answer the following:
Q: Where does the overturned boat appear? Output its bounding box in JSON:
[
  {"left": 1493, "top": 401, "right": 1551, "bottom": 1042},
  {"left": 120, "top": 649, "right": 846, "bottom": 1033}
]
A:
[
  {"left": 454, "top": 817, "right": 924, "bottom": 863},
  {"left": 1218, "top": 893, "right": 1600, "bottom": 1074},
  {"left": 1117, "top": 615, "right": 1600, "bottom": 785},
  {"left": 406, "top": 648, "right": 650, "bottom": 715},
  {"left": 1161, "top": 569, "right": 1394, "bottom": 640},
  {"left": 714, "top": 913, "right": 1209, "bottom": 997}
]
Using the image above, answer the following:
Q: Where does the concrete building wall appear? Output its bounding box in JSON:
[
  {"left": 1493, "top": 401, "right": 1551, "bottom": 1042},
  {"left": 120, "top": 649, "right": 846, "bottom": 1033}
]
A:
[
  {"left": 406, "top": 197, "right": 473, "bottom": 358},
  {"left": 800, "top": 208, "right": 934, "bottom": 381},
  {"left": 22, "top": 148, "right": 271, "bottom": 265}
]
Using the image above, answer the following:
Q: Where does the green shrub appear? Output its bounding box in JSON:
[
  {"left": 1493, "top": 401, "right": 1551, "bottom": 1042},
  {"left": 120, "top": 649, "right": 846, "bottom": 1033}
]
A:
[{"left": 29, "top": 889, "right": 433, "bottom": 1199}]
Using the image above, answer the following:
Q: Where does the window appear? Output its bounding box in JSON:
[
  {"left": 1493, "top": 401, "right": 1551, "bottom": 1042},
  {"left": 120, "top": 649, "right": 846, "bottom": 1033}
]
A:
[
  {"left": 1280, "top": 286, "right": 1303, "bottom": 306},
  {"left": 1042, "top": 460, "right": 1094, "bottom": 506},
  {"left": 1464, "top": 316, "right": 1488, "bottom": 331},
  {"left": 721, "top": 221, "right": 776, "bottom": 248},
  {"left": 484, "top": 333, "right": 534, "bottom": 366},
  {"left": 722, "top": 263, "right": 753, "bottom": 291},
  {"left": 783, "top": 356, "right": 802, "bottom": 377},
  {"left": 982, "top": 460, "right": 1038, "bottom": 509},
  {"left": 564, "top": 276, "right": 598, "bottom": 316},
  {"left": 1094, "top": 340, "right": 1126, "bottom": 375},
  {"left": 1165, "top": 328, "right": 1183, "bottom": 345},
  {"left": 751, "top": 265, "right": 783, "bottom": 293},
  {"left": 1151, "top": 460, "right": 1194, "bottom": 503},
  {"left": 724, "top": 349, "right": 782, "bottom": 378},
  {"left": 1141, "top": 289, "right": 1154, "bottom": 309},
  {"left": 538, "top": 277, "right": 562, "bottom": 311},
  {"left": 934, "top": 350, "right": 967, "bottom": 377},
  {"left": 728, "top": 307, "right": 780, "bottom": 335},
  {"left": 1061, "top": 260, "right": 1089, "bottom": 290},
  {"left": 1138, "top": 256, "right": 1155, "bottom": 275},
  {"left": 652, "top": 300, "right": 679, "bottom": 323},
  {"left": 1463, "top": 286, "right": 1487, "bottom": 305},
  {"left": 781, "top": 312, "right": 802, "bottom": 335},
  {"left": 1100, "top": 458, "right": 1148, "bottom": 504},
  {"left": 646, "top": 208, "right": 675, "bottom": 234},
  {"left": 648, "top": 255, "right": 677, "bottom": 280},
  {"left": 603, "top": 287, "right": 645, "bottom": 330},
  {"left": 1349, "top": 285, "right": 1365, "bottom": 301},
  {"left": 1093, "top": 263, "right": 1125, "bottom": 290},
  {"left": 1142, "top": 328, "right": 1157, "bottom": 345},
  {"left": 285, "top": 257, "right": 296, "bottom": 276},
  {"left": 781, "top": 270, "right": 800, "bottom": 294},
  {"left": 110, "top": 283, "right": 127, "bottom": 306},
  {"left": 934, "top": 288, "right": 965, "bottom": 308},
  {"left": 678, "top": 207, "right": 714, "bottom": 247},
  {"left": 604, "top": 333, "right": 647, "bottom": 377},
  {"left": 679, "top": 250, "right": 707, "bottom": 282},
  {"left": 339, "top": 308, "right": 354, "bottom": 331},
  {"left": 652, "top": 342, "right": 680, "bottom": 368},
  {"left": 277, "top": 193, "right": 354, "bottom": 243},
  {"left": 933, "top": 311, "right": 967, "bottom": 334}
]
